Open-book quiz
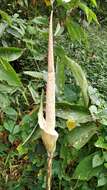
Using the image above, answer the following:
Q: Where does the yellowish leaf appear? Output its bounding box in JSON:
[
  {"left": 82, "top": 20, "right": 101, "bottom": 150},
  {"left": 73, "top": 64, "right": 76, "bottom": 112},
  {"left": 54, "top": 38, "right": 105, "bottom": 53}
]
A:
[
  {"left": 66, "top": 119, "right": 76, "bottom": 131},
  {"left": 23, "top": 155, "right": 28, "bottom": 160},
  {"left": 44, "top": 0, "right": 51, "bottom": 6}
]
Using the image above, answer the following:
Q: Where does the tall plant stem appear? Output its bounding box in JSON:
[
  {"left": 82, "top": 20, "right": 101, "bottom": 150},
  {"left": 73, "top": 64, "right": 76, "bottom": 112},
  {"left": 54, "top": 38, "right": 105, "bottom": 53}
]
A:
[
  {"left": 46, "top": 8, "right": 54, "bottom": 190},
  {"left": 46, "top": 154, "right": 53, "bottom": 190}
]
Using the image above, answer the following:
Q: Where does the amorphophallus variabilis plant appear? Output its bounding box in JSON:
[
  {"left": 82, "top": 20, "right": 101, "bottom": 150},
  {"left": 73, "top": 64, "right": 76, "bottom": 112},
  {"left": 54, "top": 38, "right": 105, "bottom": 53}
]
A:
[{"left": 38, "top": 1, "right": 58, "bottom": 190}]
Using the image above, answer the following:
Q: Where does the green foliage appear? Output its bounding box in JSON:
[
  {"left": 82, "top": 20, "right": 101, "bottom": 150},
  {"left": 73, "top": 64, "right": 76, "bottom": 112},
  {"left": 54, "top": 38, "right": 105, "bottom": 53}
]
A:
[
  {"left": 0, "top": 47, "right": 24, "bottom": 61},
  {"left": 0, "top": 58, "right": 22, "bottom": 87},
  {"left": 65, "top": 123, "right": 97, "bottom": 150},
  {"left": 73, "top": 153, "right": 103, "bottom": 180}
]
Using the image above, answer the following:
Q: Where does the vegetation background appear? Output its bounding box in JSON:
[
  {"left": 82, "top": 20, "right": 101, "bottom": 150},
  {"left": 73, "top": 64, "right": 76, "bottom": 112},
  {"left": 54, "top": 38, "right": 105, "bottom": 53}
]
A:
[{"left": 0, "top": 0, "right": 107, "bottom": 189}]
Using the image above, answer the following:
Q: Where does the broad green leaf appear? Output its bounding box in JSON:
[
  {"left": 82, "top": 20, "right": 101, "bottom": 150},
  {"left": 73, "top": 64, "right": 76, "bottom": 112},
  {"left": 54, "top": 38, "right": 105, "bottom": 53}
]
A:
[
  {"left": 13, "top": 125, "right": 20, "bottom": 134},
  {"left": 92, "top": 154, "right": 104, "bottom": 168},
  {"left": 0, "top": 58, "right": 22, "bottom": 87},
  {"left": 24, "top": 71, "right": 47, "bottom": 81},
  {"left": 4, "top": 120, "right": 14, "bottom": 133},
  {"left": 98, "top": 108, "right": 107, "bottom": 126},
  {"left": 7, "top": 28, "right": 22, "bottom": 39},
  {"left": 28, "top": 84, "right": 40, "bottom": 104},
  {"left": 73, "top": 153, "right": 103, "bottom": 180},
  {"left": 65, "top": 123, "right": 97, "bottom": 150},
  {"left": 29, "top": 48, "right": 45, "bottom": 61},
  {"left": 97, "top": 174, "right": 107, "bottom": 187},
  {"left": 32, "top": 16, "right": 48, "bottom": 25},
  {"left": 79, "top": 2, "right": 98, "bottom": 24},
  {"left": 56, "top": 57, "right": 65, "bottom": 95},
  {"left": 95, "top": 137, "right": 107, "bottom": 150},
  {"left": 0, "top": 84, "right": 16, "bottom": 94},
  {"left": 54, "top": 22, "right": 64, "bottom": 36},
  {"left": 88, "top": 86, "right": 101, "bottom": 106},
  {"left": 65, "top": 56, "right": 89, "bottom": 107},
  {"left": 64, "top": 84, "right": 80, "bottom": 102},
  {"left": 8, "top": 134, "right": 16, "bottom": 143},
  {"left": 0, "top": 47, "right": 24, "bottom": 61},
  {"left": 56, "top": 108, "right": 92, "bottom": 123},
  {"left": 3, "top": 107, "right": 17, "bottom": 120},
  {"left": 0, "top": 10, "right": 12, "bottom": 26},
  {"left": 0, "top": 23, "right": 7, "bottom": 38},
  {"left": 66, "top": 18, "right": 88, "bottom": 45}
]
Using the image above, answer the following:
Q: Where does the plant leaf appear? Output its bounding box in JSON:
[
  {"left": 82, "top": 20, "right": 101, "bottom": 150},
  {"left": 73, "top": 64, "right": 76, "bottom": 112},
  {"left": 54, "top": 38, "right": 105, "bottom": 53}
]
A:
[
  {"left": 79, "top": 2, "right": 98, "bottom": 24},
  {"left": 73, "top": 153, "right": 103, "bottom": 180},
  {"left": 0, "top": 47, "right": 24, "bottom": 61},
  {"left": 95, "top": 137, "right": 107, "bottom": 150},
  {"left": 24, "top": 71, "right": 47, "bottom": 81},
  {"left": 89, "top": 0, "right": 97, "bottom": 7},
  {"left": 56, "top": 108, "right": 92, "bottom": 124},
  {"left": 65, "top": 56, "right": 89, "bottom": 107},
  {"left": 92, "top": 154, "right": 104, "bottom": 168},
  {"left": 65, "top": 123, "right": 97, "bottom": 150},
  {"left": 0, "top": 10, "right": 12, "bottom": 26},
  {"left": 0, "top": 58, "right": 22, "bottom": 87},
  {"left": 56, "top": 57, "right": 65, "bottom": 95},
  {"left": 66, "top": 18, "right": 88, "bottom": 44}
]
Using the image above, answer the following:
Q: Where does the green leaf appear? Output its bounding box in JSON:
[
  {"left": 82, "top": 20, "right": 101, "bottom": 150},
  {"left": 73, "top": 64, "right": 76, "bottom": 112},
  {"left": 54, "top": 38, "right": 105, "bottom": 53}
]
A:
[
  {"left": 65, "top": 123, "right": 97, "bottom": 150},
  {"left": 73, "top": 153, "right": 103, "bottom": 180},
  {"left": 0, "top": 23, "right": 7, "bottom": 38},
  {"left": 24, "top": 71, "right": 47, "bottom": 81},
  {"left": 98, "top": 108, "right": 107, "bottom": 126},
  {"left": 0, "top": 47, "right": 24, "bottom": 61},
  {"left": 66, "top": 18, "right": 88, "bottom": 44},
  {"left": 97, "top": 174, "right": 107, "bottom": 187},
  {"left": 4, "top": 120, "right": 14, "bottom": 133},
  {"left": 89, "top": 0, "right": 97, "bottom": 7},
  {"left": 17, "top": 144, "right": 28, "bottom": 155},
  {"left": 0, "top": 84, "right": 16, "bottom": 94},
  {"left": 24, "top": 0, "right": 28, "bottom": 7},
  {"left": 7, "top": 28, "right": 22, "bottom": 39},
  {"left": 92, "top": 154, "right": 104, "bottom": 168},
  {"left": 0, "top": 93, "right": 10, "bottom": 109},
  {"left": 8, "top": 134, "right": 16, "bottom": 143},
  {"left": 56, "top": 57, "right": 65, "bottom": 95},
  {"left": 88, "top": 86, "right": 101, "bottom": 106},
  {"left": 65, "top": 56, "right": 89, "bottom": 107},
  {"left": 79, "top": 2, "right": 98, "bottom": 24},
  {"left": 0, "top": 10, "right": 12, "bottom": 26},
  {"left": 13, "top": 125, "right": 20, "bottom": 134},
  {"left": 104, "top": 163, "right": 107, "bottom": 168},
  {"left": 64, "top": 84, "right": 80, "bottom": 103},
  {"left": 54, "top": 22, "right": 64, "bottom": 36},
  {"left": 3, "top": 107, "right": 17, "bottom": 120},
  {"left": 56, "top": 47, "right": 89, "bottom": 106},
  {"left": 103, "top": 152, "right": 107, "bottom": 162},
  {"left": 32, "top": 16, "right": 48, "bottom": 25},
  {"left": 95, "top": 137, "right": 107, "bottom": 150},
  {"left": 28, "top": 84, "right": 40, "bottom": 104},
  {"left": 56, "top": 108, "right": 92, "bottom": 124},
  {"left": 0, "top": 58, "right": 22, "bottom": 87}
]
